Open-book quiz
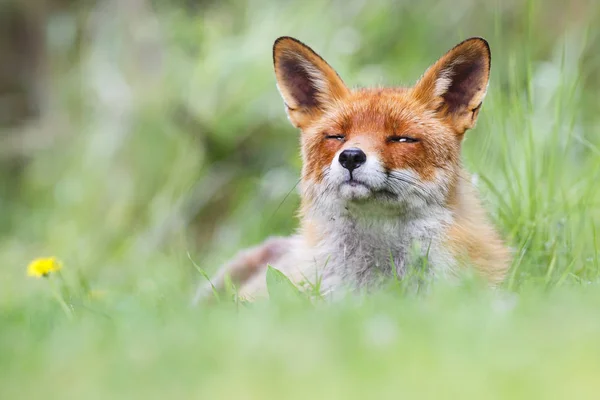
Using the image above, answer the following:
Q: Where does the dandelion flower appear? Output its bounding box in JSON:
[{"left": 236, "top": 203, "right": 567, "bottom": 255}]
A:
[{"left": 27, "top": 257, "right": 62, "bottom": 278}]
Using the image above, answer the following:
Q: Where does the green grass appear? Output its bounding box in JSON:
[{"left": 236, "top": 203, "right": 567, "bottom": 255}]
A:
[{"left": 1, "top": 0, "right": 600, "bottom": 398}]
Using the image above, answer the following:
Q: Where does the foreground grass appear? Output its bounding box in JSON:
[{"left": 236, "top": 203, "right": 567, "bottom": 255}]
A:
[{"left": 3, "top": 279, "right": 600, "bottom": 399}]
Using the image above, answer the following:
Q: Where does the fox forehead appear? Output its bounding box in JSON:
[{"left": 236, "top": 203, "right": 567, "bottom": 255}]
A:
[{"left": 307, "top": 88, "right": 451, "bottom": 139}]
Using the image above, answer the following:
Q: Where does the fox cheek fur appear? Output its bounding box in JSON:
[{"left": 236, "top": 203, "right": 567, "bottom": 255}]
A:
[{"left": 193, "top": 36, "right": 510, "bottom": 304}]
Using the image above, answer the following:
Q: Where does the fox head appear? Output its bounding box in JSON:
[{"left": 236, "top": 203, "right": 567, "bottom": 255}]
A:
[{"left": 273, "top": 37, "right": 491, "bottom": 220}]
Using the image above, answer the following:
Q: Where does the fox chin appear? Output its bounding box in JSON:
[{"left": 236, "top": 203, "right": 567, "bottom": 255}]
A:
[{"left": 193, "top": 36, "right": 510, "bottom": 304}]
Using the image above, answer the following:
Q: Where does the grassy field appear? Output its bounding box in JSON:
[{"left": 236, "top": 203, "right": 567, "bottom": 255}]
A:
[{"left": 1, "top": 0, "right": 600, "bottom": 398}]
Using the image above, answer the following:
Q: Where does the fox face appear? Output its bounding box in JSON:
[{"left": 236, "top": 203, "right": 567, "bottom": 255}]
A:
[{"left": 273, "top": 37, "right": 491, "bottom": 219}]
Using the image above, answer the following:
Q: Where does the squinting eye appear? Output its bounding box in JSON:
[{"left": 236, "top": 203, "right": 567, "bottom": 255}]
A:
[
  {"left": 325, "top": 134, "right": 346, "bottom": 141},
  {"left": 387, "top": 136, "right": 419, "bottom": 144}
]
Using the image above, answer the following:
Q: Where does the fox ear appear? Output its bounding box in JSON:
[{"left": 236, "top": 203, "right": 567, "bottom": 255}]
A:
[
  {"left": 273, "top": 37, "right": 349, "bottom": 128},
  {"left": 413, "top": 38, "right": 491, "bottom": 134}
]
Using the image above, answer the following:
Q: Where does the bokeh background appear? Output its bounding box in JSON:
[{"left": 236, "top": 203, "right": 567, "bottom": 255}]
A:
[
  {"left": 2, "top": 0, "right": 600, "bottom": 398},
  {"left": 2, "top": 0, "right": 599, "bottom": 291}
]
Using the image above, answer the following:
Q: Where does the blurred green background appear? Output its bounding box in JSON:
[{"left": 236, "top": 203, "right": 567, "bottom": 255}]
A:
[{"left": 1, "top": 0, "right": 600, "bottom": 398}]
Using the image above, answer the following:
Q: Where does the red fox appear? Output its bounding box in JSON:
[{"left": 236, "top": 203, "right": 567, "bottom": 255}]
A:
[{"left": 194, "top": 36, "right": 510, "bottom": 303}]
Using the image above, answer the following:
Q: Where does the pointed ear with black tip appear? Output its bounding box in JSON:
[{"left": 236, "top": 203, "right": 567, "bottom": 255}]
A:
[
  {"left": 413, "top": 37, "right": 491, "bottom": 134},
  {"left": 273, "top": 36, "right": 350, "bottom": 129}
]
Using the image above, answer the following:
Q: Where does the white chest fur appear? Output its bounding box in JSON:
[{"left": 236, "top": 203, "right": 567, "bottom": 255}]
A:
[{"left": 307, "top": 206, "right": 456, "bottom": 290}]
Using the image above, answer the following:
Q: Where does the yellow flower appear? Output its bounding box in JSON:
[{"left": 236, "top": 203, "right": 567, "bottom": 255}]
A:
[{"left": 27, "top": 257, "right": 63, "bottom": 278}]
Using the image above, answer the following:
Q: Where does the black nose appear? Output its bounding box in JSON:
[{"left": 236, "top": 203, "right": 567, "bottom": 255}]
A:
[{"left": 338, "top": 148, "right": 366, "bottom": 172}]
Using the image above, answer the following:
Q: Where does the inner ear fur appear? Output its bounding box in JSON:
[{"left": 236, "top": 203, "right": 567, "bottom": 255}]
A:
[
  {"left": 413, "top": 37, "right": 491, "bottom": 134},
  {"left": 273, "top": 36, "right": 349, "bottom": 128}
]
